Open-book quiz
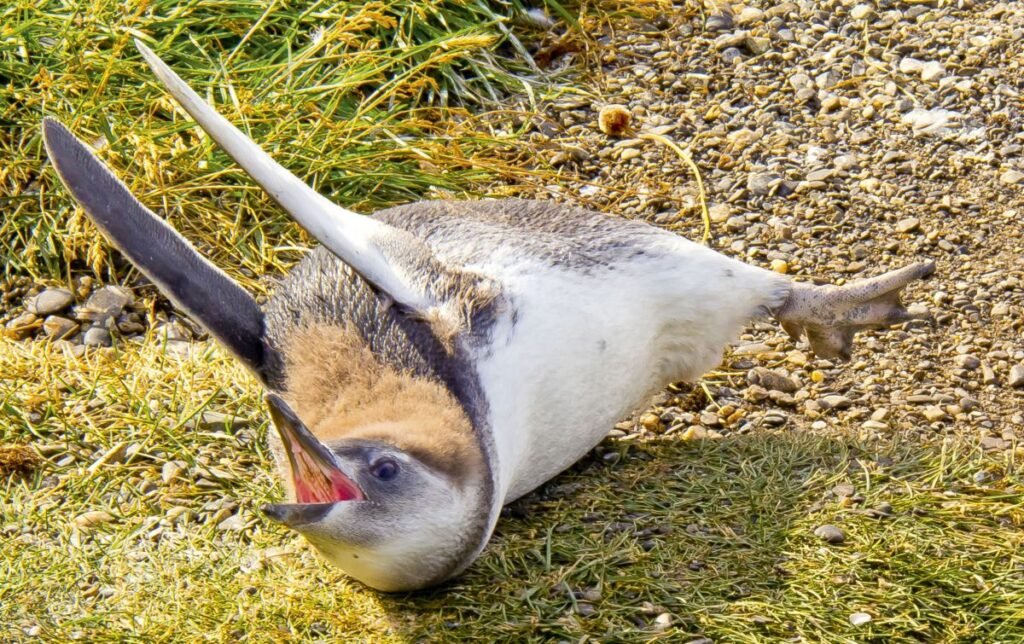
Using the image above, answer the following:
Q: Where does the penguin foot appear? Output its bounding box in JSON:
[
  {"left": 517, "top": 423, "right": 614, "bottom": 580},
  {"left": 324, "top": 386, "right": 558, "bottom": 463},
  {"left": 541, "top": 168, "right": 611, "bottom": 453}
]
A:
[{"left": 774, "top": 261, "right": 935, "bottom": 361}]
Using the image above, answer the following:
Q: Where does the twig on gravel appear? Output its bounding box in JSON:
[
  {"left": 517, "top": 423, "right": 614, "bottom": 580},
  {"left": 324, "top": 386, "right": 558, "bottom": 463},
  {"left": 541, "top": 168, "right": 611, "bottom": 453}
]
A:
[{"left": 639, "top": 132, "right": 712, "bottom": 244}]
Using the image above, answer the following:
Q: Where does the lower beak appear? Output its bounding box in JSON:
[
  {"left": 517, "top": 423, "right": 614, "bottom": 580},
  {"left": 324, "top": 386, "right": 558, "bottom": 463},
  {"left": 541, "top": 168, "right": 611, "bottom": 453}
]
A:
[
  {"left": 261, "top": 502, "right": 334, "bottom": 528},
  {"left": 265, "top": 393, "right": 364, "bottom": 503}
]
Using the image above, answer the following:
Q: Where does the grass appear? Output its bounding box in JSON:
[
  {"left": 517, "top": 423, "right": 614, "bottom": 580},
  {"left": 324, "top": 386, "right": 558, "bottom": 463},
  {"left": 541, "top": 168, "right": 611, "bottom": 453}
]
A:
[
  {"left": 3, "top": 0, "right": 1024, "bottom": 642},
  {"left": 3, "top": 338, "right": 1022, "bottom": 641},
  {"left": 0, "top": 0, "right": 597, "bottom": 286}
]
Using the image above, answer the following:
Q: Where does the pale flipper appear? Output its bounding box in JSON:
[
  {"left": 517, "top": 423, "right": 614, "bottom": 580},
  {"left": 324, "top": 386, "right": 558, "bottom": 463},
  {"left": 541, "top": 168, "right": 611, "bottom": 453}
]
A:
[{"left": 774, "top": 261, "right": 936, "bottom": 361}]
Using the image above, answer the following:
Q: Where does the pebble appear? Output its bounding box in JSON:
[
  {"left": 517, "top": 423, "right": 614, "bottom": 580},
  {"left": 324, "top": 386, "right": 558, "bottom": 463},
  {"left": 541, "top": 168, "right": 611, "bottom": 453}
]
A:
[
  {"left": 1000, "top": 170, "right": 1024, "bottom": 185},
  {"left": 165, "top": 506, "right": 192, "bottom": 525},
  {"left": 42, "top": 315, "right": 78, "bottom": 339},
  {"left": 899, "top": 57, "right": 924, "bottom": 74},
  {"left": 73, "top": 511, "right": 115, "bottom": 530},
  {"left": 745, "top": 36, "right": 771, "bottom": 55},
  {"left": 82, "top": 327, "right": 112, "bottom": 347},
  {"left": 920, "top": 61, "right": 945, "bottom": 82},
  {"left": 819, "top": 395, "right": 852, "bottom": 410},
  {"left": 922, "top": 406, "right": 948, "bottom": 422},
  {"left": 162, "top": 461, "right": 185, "bottom": 484},
  {"left": 896, "top": 218, "right": 921, "bottom": 234},
  {"left": 218, "top": 514, "right": 248, "bottom": 531},
  {"left": 705, "top": 13, "right": 733, "bottom": 31},
  {"left": 639, "top": 412, "right": 661, "bottom": 431},
  {"left": 903, "top": 108, "right": 959, "bottom": 136},
  {"left": 954, "top": 355, "right": 980, "bottom": 370},
  {"left": 732, "top": 342, "right": 773, "bottom": 356},
  {"left": 4, "top": 312, "right": 38, "bottom": 340},
  {"left": 850, "top": 4, "right": 873, "bottom": 20},
  {"left": 575, "top": 602, "right": 596, "bottom": 617},
  {"left": 981, "top": 363, "right": 999, "bottom": 386},
  {"left": 653, "top": 612, "right": 673, "bottom": 632},
  {"left": 735, "top": 7, "right": 763, "bottom": 25},
  {"left": 747, "top": 367, "right": 798, "bottom": 393},
  {"left": 681, "top": 426, "right": 708, "bottom": 441},
  {"left": 1009, "top": 365, "right": 1024, "bottom": 389},
  {"left": 708, "top": 203, "right": 731, "bottom": 223},
  {"left": 870, "top": 502, "right": 894, "bottom": 518},
  {"left": 814, "top": 524, "right": 845, "bottom": 544},
  {"left": 747, "top": 172, "right": 781, "bottom": 196},
  {"left": 832, "top": 484, "right": 855, "bottom": 498},
  {"left": 26, "top": 288, "right": 74, "bottom": 315},
  {"left": 806, "top": 168, "right": 834, "bottom": 182},
  {"left": 77, "top": 285, "right": 132, "bottom": 322},
  {"left": 849, "top": 612, "right": 872, "bottom": 626}
]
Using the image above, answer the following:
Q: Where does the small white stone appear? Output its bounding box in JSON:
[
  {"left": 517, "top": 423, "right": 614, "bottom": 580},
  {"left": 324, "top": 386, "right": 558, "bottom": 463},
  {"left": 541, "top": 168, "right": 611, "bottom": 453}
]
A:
[
  {"left": 902, "top": 108, "right": 960, "bottom": 136},
  {"left": 736, "top": 6, "right": 764, "bottom": 25},
  {"left": 1009, "top": 365, "right": 1024, "bottom": 389},
  {"left": 899, "top": 57, "right": 924, "bottom": 74},
  {"left": 850, "top": 4, "right": 874, "bottom": 20},
  {"left": 920, "top": 61, "right": 945, "bottom": 82},
  {"left": 849, "top": 612, "right": 872, "bottom": 626},
  {"left": 1000, "top": 170, "right": 1024, "bottom": 185},
  {"left": 653, "top": 612, "right": 673, "bottom": 632}
]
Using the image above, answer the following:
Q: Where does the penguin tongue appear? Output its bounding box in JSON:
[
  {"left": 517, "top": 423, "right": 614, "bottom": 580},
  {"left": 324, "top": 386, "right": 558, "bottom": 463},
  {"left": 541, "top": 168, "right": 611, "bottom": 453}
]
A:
[{"left": 265, "top": 393, "right": 364, "bottom": 503}]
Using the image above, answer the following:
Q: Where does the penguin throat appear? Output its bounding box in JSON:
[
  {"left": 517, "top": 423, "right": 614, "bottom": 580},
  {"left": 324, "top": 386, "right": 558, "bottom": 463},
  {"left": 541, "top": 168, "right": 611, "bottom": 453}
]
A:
[{"left": 290, "top": 445, "right": 364, "bottom": 504}]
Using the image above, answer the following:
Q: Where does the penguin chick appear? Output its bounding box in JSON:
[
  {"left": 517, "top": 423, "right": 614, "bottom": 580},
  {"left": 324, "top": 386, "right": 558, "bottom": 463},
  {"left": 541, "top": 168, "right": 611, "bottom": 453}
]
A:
[{"left": 40, "top": 40, "right": 935, "bottom": 592}]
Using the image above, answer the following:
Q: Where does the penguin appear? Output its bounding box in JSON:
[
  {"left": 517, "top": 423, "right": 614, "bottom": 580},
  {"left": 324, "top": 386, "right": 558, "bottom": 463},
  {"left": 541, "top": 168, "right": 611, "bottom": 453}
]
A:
[{"left": 40, "top": 40, "right": 935, "bottom": 592}]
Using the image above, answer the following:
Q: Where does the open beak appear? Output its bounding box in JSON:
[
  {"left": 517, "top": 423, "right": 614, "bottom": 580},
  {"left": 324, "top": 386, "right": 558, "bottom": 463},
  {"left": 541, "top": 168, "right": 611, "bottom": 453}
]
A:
[{"left": 263, "top": 393, "right": 364, "bottom": 508}]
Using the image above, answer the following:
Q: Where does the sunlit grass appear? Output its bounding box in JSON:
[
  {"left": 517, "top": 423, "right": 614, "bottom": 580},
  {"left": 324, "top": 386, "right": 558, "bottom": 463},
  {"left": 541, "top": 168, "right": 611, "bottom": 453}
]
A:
[
  {"left": 3, "top": 337, "right": 1022, "bottom": 641},
  {"left": 0, "top": 0, "right": 595, "bottom": 286}
]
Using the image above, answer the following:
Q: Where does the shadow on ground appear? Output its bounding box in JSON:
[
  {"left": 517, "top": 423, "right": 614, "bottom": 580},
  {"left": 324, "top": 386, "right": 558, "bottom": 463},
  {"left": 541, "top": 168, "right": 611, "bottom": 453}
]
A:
[
  {"left": 376, "top": 430, "right": 1022, "bottom": 642},
  {"left": 383, "top": 432, "right": 859, "bottom": 641}
]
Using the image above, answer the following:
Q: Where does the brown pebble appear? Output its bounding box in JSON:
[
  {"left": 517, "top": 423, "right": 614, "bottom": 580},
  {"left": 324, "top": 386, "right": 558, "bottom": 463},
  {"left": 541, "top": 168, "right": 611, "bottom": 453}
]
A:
[
  {"left": 73, "top": 510, "right": 116, "bottom": 530},
  {"left": 598, "top": 105, "right": 631, "bottom": 136},
  {"left": 0, "top": 445, "right": 42, "bottom": 475}
]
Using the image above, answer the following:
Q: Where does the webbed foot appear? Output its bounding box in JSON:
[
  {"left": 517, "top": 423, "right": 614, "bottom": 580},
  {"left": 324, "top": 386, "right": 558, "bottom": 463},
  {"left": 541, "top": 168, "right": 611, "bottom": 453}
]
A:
[{"left": 775, "top": 261, "right": 936, "bottom": 361}]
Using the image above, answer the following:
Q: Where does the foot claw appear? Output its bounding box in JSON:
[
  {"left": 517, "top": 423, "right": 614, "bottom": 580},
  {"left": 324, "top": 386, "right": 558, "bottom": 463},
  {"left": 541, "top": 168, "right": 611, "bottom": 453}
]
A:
[{"left": 776, "top": 261, "right": 935, "bottom": 360}]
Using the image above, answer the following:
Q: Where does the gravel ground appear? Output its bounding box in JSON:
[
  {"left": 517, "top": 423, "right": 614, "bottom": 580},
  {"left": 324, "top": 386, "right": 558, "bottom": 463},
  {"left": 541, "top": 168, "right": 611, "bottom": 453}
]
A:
[{"left": 510, "top": 0, "right": 1024, "bottom": 452}]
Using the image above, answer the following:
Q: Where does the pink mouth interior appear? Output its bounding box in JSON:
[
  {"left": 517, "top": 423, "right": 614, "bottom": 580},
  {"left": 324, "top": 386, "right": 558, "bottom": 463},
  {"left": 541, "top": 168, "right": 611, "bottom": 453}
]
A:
[{"left": 290, "top": 444, "right": 364, "bottom": 504}]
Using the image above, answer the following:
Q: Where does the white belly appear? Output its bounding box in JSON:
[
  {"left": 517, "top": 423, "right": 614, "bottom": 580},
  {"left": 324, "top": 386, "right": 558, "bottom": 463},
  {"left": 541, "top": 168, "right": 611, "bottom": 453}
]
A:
[{"left": 471, "top": 237, "right": 789, "bottom": 502}]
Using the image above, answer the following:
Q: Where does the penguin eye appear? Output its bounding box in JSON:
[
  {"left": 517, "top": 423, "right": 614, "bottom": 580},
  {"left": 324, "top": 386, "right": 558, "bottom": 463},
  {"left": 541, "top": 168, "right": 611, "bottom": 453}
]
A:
[{"left": 370, "top": 457, "right": 399, "bottom": 481}]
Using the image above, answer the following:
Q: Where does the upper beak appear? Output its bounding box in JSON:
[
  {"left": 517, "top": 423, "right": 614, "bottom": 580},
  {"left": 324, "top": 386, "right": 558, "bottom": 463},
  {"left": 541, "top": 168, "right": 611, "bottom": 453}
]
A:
[{"left": 265, "top": 393, "right": 364, "bottom": 504}]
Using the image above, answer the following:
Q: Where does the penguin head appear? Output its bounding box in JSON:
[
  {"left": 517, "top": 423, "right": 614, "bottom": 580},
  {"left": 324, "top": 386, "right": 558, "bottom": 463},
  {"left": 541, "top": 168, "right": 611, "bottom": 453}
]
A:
[{"left": 261, "top": 394, "right": 489, "bottom": 592}]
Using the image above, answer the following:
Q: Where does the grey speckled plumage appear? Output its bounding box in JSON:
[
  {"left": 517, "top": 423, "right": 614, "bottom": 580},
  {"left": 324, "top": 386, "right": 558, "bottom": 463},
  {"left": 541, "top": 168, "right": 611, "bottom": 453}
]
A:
[{"left": 373, "top": 198, "right": 663, "bottom": 271}]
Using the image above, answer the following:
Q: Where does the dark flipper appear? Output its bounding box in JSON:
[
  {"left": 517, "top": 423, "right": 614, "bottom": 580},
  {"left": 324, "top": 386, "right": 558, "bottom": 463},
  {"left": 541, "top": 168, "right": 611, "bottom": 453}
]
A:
[{"left": 42, "top": 117, "right": 274, "bottom": 383}]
